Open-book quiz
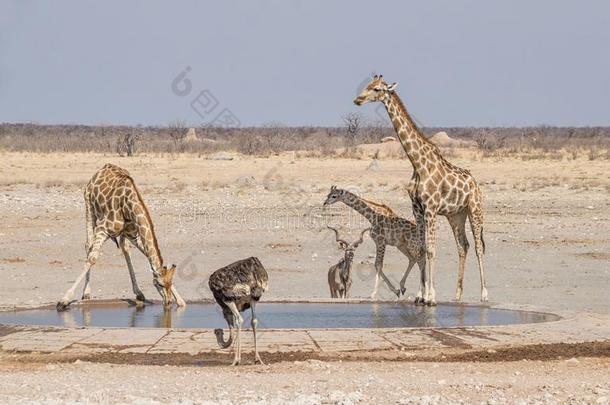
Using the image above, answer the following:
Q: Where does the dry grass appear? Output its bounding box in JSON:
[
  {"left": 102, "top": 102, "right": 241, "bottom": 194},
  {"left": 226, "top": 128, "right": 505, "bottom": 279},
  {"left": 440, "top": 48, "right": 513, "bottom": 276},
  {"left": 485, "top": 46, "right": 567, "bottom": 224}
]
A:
[{"left": 1, "top": 124, "right": 608, "bottom": 163}]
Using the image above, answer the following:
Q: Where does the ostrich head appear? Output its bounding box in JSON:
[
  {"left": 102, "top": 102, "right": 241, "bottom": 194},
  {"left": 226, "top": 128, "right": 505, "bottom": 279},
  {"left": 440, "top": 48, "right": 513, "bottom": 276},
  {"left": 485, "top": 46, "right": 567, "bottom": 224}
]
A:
[
  {"left": 214, "top": 305, "right": 237, "bottom": 349},
  {"left": 354, "top": 74, "right": 397, "bottom": 106}
]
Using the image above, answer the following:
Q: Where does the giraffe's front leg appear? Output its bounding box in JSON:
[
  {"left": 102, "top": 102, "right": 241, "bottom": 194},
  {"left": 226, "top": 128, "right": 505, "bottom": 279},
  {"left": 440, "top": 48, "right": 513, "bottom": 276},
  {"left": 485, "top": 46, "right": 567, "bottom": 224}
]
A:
[
  {"left": 414, "top": 257, "right": 426, "bottom": 305},
  {"left": 423, "top": 214, "right": 438, "bottom": 306},
  {"left": 372, "top": 243, "right": 400, "bottom": 298},
  {"left": 370, "top": 246, "right": 382, "bottom": 299},
  {"left": 371, "top": 243, "right": 386, "bottom": 299},
  {"left": 58, "top": 230, "right": 108, "bottom": 311},
  {"left": 81, "top": 270, "right": 92, "bottom": 300},
  {"left": 399, "top": 259, "right": 415, "bottom": 297}
]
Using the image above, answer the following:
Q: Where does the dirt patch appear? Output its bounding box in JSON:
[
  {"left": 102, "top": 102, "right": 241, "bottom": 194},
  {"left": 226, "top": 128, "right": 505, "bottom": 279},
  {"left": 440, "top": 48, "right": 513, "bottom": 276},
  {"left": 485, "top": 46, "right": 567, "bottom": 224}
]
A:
[
  {"left": 0, "top": 325, "right": 20, "bottom": 338},
  {"left": 522, "top": 238, "right": 606, "bottom": 246},
  {"left": 575, "top": 252, "right": 610, "bottom": 261},
  {"left": 441, "top": 341, "right": 610, "bottom": 362},
  {"left": 265, "top": 243, "right": 300, "bottom": 252},
  {"left": 3, "top": 341, "right": 610, "bottom": 367},
  {"left": 1, "top": 257, "right": 25, "bottom": 263}
]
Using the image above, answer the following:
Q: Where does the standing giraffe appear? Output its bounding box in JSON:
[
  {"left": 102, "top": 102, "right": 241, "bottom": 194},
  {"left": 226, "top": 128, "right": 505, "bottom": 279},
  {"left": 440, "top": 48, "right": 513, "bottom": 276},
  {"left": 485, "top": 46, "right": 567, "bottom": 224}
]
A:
[
  {"left": 354, "top": 75, "right": 488, "bottom": 305},
  {"left": 56, "top": 163, "right": 186, "bottom": 310},
  {"left": 324, "top": 186, "right": 426, "bottom": 301}
]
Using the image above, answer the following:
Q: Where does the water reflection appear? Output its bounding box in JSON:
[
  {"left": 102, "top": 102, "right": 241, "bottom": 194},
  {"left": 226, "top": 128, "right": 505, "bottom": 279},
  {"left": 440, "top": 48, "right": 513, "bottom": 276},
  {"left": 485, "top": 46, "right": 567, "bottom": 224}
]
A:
[
  {"left": 60, "top": 306, "right": 92, "bottom": 327},
  {"left": 128, "top": 305, "right": 147, "bottom": 327},
  {"left": 153, "top": 306, "right": 186, "bottom": 328},
  {"left": 0, "top": 303, "right": 560, "bottom": 329},
  {"left": 371, "top": 303, "right": 444, "bottom": 328}
]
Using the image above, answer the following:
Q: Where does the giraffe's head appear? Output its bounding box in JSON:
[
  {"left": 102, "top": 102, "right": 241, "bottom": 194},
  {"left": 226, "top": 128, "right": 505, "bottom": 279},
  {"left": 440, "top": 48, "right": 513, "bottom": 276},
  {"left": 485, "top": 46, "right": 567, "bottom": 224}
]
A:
[
  {"left": 354, "top": 74, "right": 397, "bottom": 106},
  {"left": 153, "top": 264, "right": 177, "bottom": 306},
  {"left": 323, "top": 185, "right": 346, "bottom": 206}
]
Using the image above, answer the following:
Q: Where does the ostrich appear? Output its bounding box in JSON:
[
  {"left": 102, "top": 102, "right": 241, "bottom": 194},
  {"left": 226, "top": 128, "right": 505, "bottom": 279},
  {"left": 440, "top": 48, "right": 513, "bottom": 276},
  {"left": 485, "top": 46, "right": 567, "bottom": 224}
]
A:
[
  {"left": 208, "top": 256, "right": 269, "bottom": 366},
  {"left": 327, "top": 226, "right": 370, "bottom": 298}
]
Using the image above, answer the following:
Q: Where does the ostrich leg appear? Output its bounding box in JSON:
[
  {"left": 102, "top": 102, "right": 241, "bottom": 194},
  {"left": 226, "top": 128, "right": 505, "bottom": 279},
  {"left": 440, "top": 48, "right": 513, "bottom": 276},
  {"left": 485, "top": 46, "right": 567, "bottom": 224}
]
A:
[
  {"left": 226, "top": 301, "right": 243, "bottom": 366},
  {"left": 251, "top": 301, "right": 264, "bottom": 364}
]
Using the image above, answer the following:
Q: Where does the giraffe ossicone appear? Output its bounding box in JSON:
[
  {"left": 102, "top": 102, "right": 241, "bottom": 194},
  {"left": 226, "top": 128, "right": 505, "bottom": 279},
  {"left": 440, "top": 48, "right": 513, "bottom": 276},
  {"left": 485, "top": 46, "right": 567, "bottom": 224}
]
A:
[
  {"left": 354, "top": 75, "right": 488, "bottom": 305},
  {"left": 324, "top": 187, "right": 426, "bottom": 301},
  {"left": 57, "top": 163, "right": 186, "bottom": 311}
]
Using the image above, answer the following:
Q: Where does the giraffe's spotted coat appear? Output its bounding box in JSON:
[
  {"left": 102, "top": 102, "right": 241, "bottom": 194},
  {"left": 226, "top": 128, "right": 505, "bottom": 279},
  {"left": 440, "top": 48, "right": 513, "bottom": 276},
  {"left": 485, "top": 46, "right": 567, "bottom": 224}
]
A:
[
  {"left": 324, "top": 187, "right": 426, "bottom": 300},
  {"left": 355, "top": 75, "right": 488, "bottom": 305},
  {"left": 57, "top": 164, "right": 186, "bottom": 310}
]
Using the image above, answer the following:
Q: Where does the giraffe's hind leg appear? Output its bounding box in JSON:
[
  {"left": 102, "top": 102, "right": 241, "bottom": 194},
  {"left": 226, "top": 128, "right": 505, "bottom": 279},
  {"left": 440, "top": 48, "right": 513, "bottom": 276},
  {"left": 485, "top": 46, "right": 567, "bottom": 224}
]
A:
[
  {"left": 468, "top": 202, "right": 488, "bottom": 302},
  {"left": 121, "top": 237, "right": 146, "bottom": 302},
  {"left": 447, "top": 212, "right": 469, "bottom": 302}
]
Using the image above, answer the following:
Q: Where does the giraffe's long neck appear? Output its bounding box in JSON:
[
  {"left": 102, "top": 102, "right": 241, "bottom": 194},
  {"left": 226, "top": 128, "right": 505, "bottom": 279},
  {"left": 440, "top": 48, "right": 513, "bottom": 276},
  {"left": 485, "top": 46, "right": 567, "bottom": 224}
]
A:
[
  {"left": 131, "top": 188, "right": 164, "bottom": 271},
  {"left": 340, "top": 192, "right": 384, "bottom": 225},
  {"left": 142, "top": 220, "right": 163, "bottom": 271},
  {"left": 382, "top": 91, "right": 442, "bottom": 175}
]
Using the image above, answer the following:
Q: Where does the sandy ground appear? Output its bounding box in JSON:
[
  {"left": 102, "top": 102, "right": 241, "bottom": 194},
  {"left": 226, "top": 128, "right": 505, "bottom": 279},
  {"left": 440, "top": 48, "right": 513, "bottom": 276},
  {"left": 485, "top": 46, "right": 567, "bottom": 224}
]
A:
[
  {"left": 0, "top": 353, "right": 609, "bottom": 404},
  {"left": 1, "top": 151, "right": 609, "bottom": 403}
]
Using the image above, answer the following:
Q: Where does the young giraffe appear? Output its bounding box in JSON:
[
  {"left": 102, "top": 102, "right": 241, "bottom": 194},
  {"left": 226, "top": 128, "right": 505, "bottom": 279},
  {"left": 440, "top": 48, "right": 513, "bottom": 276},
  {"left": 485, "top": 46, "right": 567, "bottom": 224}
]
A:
[
  {"left": 355, "top": 75, "right": 488, "bottom": 305},
  {"left": 57, "top": 163, "right": 186, "bottom": 310},
  {"left": 324, "top": 186, "right": 426, "bottom": 301}
]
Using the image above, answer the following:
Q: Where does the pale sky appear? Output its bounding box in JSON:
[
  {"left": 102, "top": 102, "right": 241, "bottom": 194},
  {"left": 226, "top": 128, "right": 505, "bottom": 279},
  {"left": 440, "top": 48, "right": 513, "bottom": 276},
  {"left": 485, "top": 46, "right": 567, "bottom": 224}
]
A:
[{"left": 1, "top": 1, "right": 609, "bottom": 127}]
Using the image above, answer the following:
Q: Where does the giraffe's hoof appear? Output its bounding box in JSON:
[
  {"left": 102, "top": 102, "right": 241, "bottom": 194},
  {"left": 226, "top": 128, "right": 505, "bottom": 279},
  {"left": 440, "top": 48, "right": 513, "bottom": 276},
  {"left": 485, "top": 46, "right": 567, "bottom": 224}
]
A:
[
  {"left": 56, "top": 301, "right": 70, "bottom": 311},
  {"left": 400, "top": 287, "right": 407, "bottom": 296},
  {"left": 231, "top": 360, "right": 241, "bottom": 366},
  {"left": 481, "top": 288, "right": 489, "bottom": 302},
  {"left": 82, "top": 294, "right": 91, "bottom": 300},
  {"left": 254, "top": 357, "right": 265, "bottom": 365},
  {"left": 414, "top": 297, "right": 423, "bottom": 305},
  {"left": 426, "top": 300, "right": 437, "bottom": 307},
  {"left": 135, "top": 293, "right": 146, "bottom": 302}
]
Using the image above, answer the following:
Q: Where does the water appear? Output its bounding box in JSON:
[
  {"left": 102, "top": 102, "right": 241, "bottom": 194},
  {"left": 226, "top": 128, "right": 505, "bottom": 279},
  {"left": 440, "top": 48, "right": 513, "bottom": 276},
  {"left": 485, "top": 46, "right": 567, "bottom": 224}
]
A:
[{"left": 0, "top": 301, "right": 559, "bottom": 329}]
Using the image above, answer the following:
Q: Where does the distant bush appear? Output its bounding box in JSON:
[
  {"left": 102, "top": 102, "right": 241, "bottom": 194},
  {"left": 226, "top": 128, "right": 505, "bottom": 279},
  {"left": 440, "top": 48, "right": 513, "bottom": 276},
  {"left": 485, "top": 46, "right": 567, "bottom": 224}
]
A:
[{"left": 0, "top": 123, "right": 608, "bottom": 159}]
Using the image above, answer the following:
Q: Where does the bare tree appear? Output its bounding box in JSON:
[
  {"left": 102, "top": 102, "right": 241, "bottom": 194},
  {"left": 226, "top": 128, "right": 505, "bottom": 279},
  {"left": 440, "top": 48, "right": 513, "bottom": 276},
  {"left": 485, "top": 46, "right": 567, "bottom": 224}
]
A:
[
  {"left": 116, "top": 131, "right": 139, "bottom": 157},
  {"left": 168, "top": 119, "right": 187, "bottom": 151},
  {"left": 342, "top": 112, "right": 362, "bottom": 147},
  {"left": 362, "top": 117, "right": 387, "bottom": 144}
]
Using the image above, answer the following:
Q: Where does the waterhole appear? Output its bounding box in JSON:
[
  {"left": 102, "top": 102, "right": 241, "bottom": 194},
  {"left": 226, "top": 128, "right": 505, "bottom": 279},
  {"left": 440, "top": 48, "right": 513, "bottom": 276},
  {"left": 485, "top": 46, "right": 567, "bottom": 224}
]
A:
[{"left": 0, "top": 301, "right": 559, "bottom": 329}]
